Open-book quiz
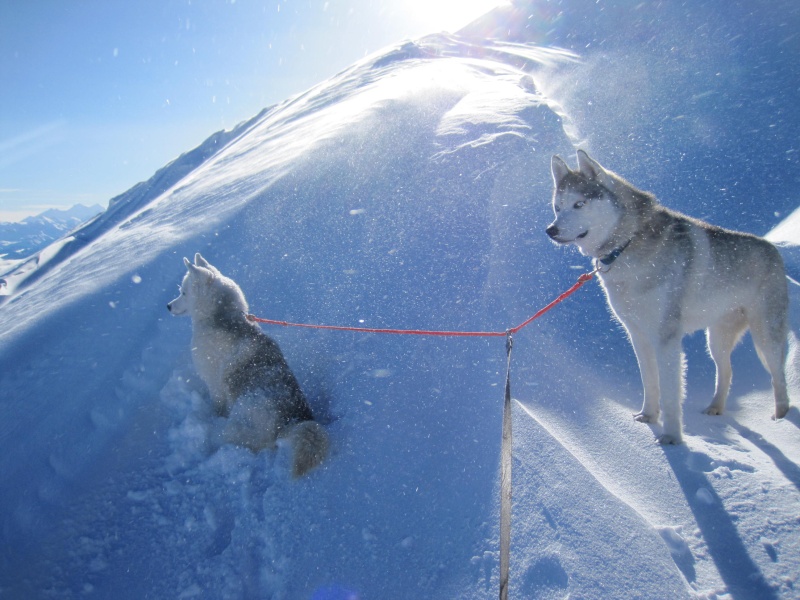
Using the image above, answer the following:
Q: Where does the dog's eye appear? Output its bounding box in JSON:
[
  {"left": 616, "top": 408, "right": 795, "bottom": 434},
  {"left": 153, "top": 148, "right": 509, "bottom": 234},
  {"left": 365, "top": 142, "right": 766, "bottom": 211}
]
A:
[{"left": 574, "top": 200, "right": 586, "bottom": 209}]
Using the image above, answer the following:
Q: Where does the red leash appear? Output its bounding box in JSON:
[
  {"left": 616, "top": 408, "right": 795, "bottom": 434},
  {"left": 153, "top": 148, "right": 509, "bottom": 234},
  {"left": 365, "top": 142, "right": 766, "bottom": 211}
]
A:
[
  {"left": 247, "top": 268, "right": 596, "bottom": 600},
  {"left": 247, "top": 271, "right": 596, "bottom": 337}
]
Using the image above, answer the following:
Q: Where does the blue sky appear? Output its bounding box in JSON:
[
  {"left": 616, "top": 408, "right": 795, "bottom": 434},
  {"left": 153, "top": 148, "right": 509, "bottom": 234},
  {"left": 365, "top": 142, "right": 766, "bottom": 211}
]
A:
[{"left": 0, "top": 0, "right": 504, "bottom": 222}]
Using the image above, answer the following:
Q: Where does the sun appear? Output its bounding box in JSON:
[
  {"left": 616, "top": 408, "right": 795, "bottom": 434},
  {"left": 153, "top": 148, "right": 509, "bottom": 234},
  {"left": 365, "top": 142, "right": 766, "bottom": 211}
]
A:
[{"left": 401, "top": 0, "right": 510, "bottom": 35}]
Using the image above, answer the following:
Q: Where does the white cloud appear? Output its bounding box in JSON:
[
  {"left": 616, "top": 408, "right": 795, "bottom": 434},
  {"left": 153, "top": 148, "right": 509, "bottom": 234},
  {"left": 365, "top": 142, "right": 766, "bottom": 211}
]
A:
[{"left": 0, "top": 120, "right": 68, "bottom": 169}]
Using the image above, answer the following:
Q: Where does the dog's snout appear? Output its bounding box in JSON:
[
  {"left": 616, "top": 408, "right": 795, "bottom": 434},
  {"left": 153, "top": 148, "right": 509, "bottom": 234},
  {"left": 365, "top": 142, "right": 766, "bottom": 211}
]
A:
[
  {"left": 167, "top": 303, "right": 172, "bottom": 312},
  {"left": 546, "top": 224, "right": 559, "bottom": 239}
]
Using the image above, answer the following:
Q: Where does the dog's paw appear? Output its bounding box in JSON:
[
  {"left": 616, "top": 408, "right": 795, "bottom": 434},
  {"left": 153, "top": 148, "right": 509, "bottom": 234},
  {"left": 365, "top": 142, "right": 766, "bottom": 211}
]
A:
[
  {"left": 633, "top": 412, "right": 658, "bottom": 424},
  {"left": 772, "top": 406, "right": 790, "bottom": 420},
  {"left": 703, "top": 405, "right": 724, "bottom": 416},
  {"left": 657, "top": 433, "right": 683, "bottom": 445}
]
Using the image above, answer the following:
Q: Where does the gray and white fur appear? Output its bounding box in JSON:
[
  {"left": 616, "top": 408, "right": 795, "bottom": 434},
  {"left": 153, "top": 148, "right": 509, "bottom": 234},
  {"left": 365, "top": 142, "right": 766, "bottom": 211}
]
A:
[
  {"left": 546, "top": 150, "right": 790, "bottom": 444},
  {"left": 168, "top": 253, "right": 329, "bottom": 476}
]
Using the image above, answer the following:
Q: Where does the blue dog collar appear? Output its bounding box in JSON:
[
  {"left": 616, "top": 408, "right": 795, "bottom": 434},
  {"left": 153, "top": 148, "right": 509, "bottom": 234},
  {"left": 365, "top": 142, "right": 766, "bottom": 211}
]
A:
[{"left": 597, "top": 239, "right": 631, "bottom": 268}]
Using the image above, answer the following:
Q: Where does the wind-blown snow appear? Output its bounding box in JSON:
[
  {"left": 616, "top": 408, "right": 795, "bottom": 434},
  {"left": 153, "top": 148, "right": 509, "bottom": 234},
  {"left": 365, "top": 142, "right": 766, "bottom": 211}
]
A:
[{"left": 1, "top": 20, "right": 800, "bottom": 600}]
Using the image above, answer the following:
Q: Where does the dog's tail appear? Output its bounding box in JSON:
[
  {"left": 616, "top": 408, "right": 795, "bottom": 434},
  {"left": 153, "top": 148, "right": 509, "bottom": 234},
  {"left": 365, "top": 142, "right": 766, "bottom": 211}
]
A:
[{"left": 290, "top": 420, "right": 329, "bottom": 478}]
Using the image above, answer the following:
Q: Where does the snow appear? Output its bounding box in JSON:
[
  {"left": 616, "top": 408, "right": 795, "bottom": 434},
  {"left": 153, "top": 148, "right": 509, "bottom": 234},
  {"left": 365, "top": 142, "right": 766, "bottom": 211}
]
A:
[
  {"left": 0, "top": 204, "right": 103, "bottom": 275},
  {"left": 767, "top": 206, "right": 800, "bottom": 248},
  {"left": 2, "top": 15, "right": 800, "bottom": 600}
]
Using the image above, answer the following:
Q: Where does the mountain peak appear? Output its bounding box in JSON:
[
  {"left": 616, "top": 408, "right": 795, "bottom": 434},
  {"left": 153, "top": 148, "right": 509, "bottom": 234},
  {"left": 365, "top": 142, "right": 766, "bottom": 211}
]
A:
[
  {"left": 0, "top": 203, "right": 105, "bottom": 268},
  {"left": 32, "top": 203, "right": 105, "bottom": 224}
]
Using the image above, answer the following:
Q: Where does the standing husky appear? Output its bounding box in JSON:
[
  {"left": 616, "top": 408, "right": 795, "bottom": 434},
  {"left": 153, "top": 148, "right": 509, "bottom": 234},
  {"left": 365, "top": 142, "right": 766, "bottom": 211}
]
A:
[
  {"left": 546, "top": 150, "right": 790, "bottom": 444},
  {"left": 168, "top": 253, "right": 329, "bottom": 476}
]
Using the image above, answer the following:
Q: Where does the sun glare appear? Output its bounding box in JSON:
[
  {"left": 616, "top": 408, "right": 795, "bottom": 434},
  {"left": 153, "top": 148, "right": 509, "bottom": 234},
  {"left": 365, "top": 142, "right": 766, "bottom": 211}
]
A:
[{"left": 402, "top": 0, "right": 509, "bottom": 34}]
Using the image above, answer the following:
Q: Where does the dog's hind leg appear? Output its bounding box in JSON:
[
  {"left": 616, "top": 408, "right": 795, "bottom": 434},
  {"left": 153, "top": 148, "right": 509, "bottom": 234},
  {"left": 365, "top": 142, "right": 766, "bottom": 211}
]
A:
[
  {"left": 748, "top": 305, "right": 790, "bottom": 420},
  {"left": 704, "top": 312, "right": 747, "bottom": 416}
]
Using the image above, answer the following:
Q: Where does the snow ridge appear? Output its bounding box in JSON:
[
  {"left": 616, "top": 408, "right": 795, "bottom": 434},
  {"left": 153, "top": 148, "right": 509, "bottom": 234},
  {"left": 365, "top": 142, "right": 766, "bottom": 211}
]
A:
[{"left": 0, "top": 109, "right": 267, "bottom": 303}]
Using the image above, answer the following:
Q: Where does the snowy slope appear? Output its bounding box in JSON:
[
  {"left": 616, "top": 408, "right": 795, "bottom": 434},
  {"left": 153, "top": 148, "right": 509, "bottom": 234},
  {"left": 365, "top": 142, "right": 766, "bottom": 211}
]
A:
[
  {"left": 1, "top": 17, "right": 800, "bottom": 600},
  {"left": 0, "top": 111, "right": 266, "bottom": 302}
]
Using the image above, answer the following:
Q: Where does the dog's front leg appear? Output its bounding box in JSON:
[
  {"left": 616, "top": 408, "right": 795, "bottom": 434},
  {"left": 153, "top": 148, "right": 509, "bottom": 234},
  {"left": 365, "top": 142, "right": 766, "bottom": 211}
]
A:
[
  {"left": 628, "top": 331, "right": 660, "bottom": 424},
  {"left": 656, "top": 334, "right": 685, "bottom": 445}
]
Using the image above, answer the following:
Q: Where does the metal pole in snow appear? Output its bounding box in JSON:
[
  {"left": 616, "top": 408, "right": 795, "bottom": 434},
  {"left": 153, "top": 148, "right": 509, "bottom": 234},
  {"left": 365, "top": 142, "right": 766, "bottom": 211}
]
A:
[{"left": 499, "top": 332, "right": 513, "bottom": 600}]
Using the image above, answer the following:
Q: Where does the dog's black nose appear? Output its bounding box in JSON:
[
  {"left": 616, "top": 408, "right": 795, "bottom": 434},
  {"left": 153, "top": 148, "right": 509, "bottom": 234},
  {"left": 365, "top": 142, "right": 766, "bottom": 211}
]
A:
[
  {"left": 546, "top": 224, "right": 559, "bottom": 239},
  {"left": 167, "top": 303, "right": 172, "bottom": 312}
]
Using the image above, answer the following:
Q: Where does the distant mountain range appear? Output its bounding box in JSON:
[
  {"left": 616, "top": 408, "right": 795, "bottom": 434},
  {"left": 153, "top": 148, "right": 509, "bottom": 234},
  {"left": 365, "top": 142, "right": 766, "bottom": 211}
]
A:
[{"left": 0, "top": 204, "right": 104, "bottom": 263}]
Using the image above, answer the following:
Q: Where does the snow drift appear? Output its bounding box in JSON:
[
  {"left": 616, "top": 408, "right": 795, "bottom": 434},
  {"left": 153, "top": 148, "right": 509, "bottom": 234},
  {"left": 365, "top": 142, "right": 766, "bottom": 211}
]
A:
[{"left": 1, "top": 14, "right": 800, "bottom": 600}]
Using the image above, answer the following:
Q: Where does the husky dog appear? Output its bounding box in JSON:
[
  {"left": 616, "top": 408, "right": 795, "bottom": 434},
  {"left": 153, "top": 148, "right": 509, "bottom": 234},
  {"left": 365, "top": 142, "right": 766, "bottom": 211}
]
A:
[
  {"left": 168, "top": 253, "right": 329, "bottom": 476},
  {"left": 546, "top": 150, "right": 790, "bottom": 444}
]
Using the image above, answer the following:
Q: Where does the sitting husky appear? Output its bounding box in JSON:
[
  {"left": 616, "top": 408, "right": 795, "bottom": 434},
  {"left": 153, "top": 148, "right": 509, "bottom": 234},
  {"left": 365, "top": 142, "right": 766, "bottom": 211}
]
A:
[
  {"left": 167, "top": 253, "right": 329, "bottom": 476},
  {"left": 546, "top": 150, "right": 790, "bottom": 444}
]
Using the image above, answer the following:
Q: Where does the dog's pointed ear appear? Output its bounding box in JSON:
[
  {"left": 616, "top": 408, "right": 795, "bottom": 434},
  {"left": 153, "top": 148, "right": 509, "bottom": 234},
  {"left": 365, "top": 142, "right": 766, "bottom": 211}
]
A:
[
  {"left": 184, "top": 256, "right": 212, "bottom": 280},
  {"left": 577, "top": 150, "right": 618, "bottom": 190},
  {"left": 194, "top": 252, "right": 221, "bottom": 276},
  {"left": 551, "top": 155, "right": 570, "bottom": 184},
  {"left": 194, "top": 253, "right": 211, "bottom": 269},
  {"left": 576, "top": 149, "right": 604, "bottom": 179}
]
